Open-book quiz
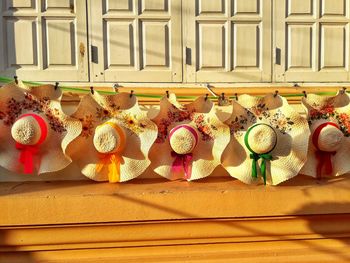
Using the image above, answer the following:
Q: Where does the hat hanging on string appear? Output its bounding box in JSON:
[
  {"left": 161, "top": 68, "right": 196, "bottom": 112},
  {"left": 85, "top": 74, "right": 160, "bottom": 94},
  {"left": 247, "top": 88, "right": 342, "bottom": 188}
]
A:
[
  {"left": 0, "top": 80, "right": 82, "bottom": 174},
  {"left": 221, "top": 93, "right": 310, "bottom": 185},
  {"left": 12, "top": 76, "right": 62, "bottom": 100},
  {"left": 300, "top": 90, "right": 350, "bottom": 178},
  {"left": 65, "top": 89, "right": 158, "bottom": 183},
  {"left": 149, "top": 92, "right": 230, "bottom": 181}
]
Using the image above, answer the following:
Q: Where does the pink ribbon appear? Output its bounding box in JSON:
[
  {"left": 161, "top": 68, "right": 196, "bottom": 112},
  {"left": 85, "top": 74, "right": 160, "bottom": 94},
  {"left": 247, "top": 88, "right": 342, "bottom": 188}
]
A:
[
  {"left": 171, "top": 151, "right": 193, "bottom": 179},
  {"left": 15, "top": 114, "right": 48, "bottom": 174},
  {"left": 169, "top": 125, "right": 198, "bottom": 180}
]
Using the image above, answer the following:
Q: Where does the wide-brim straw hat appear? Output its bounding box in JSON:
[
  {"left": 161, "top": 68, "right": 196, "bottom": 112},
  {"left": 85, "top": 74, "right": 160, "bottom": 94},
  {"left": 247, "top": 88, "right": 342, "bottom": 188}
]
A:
[
  {"left": 149, "top": 93, "right": 230, "bottom": 181},
  {"left": 65, "top": 91, "right": 157, "bottom": 182},
  {"left": 222, "top": 94, "right": 310, "bottom": 185},
  {"left": 0, "top": 81, "right": 82, "bottom": 174},
  {"left": 300, "top": 91, "right": 350, "bottom": 178}
]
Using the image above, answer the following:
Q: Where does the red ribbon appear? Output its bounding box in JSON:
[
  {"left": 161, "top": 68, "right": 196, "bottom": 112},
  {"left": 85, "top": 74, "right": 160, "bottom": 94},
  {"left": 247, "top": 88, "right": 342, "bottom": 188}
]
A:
[
  {"left": 171, "top": 151, "right": 193, "bottom": 180},
  {"left": 312, "top": 122, "right": 339, "bottom": 179},
  {"left": 15, "top": 114, "right": 48, "bottom": 174}
]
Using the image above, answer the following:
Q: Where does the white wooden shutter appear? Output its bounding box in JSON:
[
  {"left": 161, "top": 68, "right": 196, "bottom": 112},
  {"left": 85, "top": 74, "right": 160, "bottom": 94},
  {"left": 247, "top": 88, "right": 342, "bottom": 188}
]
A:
[
  {"left": 0, "top": 0, "right": 89, "bottom": 81},
  {"left": 89, "top": 0, "right": 182, "bottom": 82},
  {"left": 184, "top": 0, "right": 272, "bottom": 83},
  {"left": 275, "top": 0, "right": 350, "bottom": 82}
]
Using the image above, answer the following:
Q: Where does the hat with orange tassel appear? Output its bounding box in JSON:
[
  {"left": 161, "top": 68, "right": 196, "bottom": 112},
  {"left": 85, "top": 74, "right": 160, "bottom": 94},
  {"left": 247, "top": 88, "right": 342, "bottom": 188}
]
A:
[{"left": 65, "top": 90, "right": 157, "bottom": 182}]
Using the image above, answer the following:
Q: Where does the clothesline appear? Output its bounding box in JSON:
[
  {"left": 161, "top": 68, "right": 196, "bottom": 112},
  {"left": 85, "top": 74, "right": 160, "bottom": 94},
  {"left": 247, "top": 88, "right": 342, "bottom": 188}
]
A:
[{"left": 0, "top": 76, "right": 345, "bottom": 100}]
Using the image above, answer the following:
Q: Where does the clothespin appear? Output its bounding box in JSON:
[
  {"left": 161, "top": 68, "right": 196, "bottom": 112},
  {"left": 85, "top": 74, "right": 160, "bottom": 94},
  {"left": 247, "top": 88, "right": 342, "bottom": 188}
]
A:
[
  {"left": 218, "top": 92, "right": 230, "bottom": 106},
  {"left": 90, "top": 86, "right": 94, "bottom": 95},
  {"left": 54, "top": 82, "right": 59, "bottom": 90},
  {"left": 14, "top": 76, "right": 18, "bottom": 84},
  {"left": 113, "top": 83, "right": 119, "bottom": 93}
]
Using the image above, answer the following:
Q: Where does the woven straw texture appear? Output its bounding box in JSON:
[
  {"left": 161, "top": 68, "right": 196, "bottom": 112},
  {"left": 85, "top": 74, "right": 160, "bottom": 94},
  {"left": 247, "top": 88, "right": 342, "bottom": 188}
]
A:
[
  {"left": 222, "top": 94, "right": 310, "bottom": 185},
  {"left": 0, "top": 81, "right": 81, "bottom": 174},
  {"left": 300, "top": 91, "right": 350, "bottom": 177},
  {"left": 150, "top": 93, "right": 230, "bottom": 181},
  {"left": 65, "top": 91, "right": 157, "bottom": 182}
]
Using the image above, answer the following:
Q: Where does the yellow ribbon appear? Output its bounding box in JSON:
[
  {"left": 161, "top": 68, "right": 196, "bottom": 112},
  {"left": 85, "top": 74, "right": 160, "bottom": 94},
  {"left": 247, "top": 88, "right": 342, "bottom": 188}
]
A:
[{"left": 95, "top": 122, "right": 126, "bottom": 183}]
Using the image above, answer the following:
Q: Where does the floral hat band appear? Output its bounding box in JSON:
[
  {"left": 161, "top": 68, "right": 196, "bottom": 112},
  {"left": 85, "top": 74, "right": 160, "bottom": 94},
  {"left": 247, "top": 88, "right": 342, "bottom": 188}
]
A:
[
  {"left": 244, "top": 123, "right": 277, "bottom": 184},
  {"left": 12, "top": 113, "right": 48, "bottom": 174},
  {"left": 94, "top": 122, "right": 126, "bottom": 183}
]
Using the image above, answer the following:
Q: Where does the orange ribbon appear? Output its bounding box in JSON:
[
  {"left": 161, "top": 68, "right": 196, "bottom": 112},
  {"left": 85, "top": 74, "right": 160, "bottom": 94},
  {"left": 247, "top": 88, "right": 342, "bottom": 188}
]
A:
[
  {"left": 96, "top": 153, "right": 124, "bottom": 183},
  {"left": 95, "top": 122, "right": 126, "bottom": 183}
]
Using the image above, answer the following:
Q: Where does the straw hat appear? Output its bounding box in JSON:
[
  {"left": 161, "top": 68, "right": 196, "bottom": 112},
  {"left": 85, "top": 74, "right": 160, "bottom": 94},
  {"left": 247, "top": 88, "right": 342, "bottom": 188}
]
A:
[
  {"left": 300, "top": 91, "right": 350, "bottom": 178},
  {"left": 149, "top": 93, "right": 230, "bottom": 181},
  {"left": 65, "top": 91, "right": 157, "bottom": 182},
  {"left": 221, "top": 94, "right": 310, "bottom": 185},
  {"left": 0, "top": 81, "right": 82, "bottom": 174}
]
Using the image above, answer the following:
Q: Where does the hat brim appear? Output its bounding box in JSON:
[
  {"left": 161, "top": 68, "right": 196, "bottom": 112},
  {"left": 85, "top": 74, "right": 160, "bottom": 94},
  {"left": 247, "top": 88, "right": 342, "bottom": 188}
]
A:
[
  {"left": 222, "top": 94, "right": 310, "bottom": 185},
  {"left": 66, "top": 92, "right": 157, "bottom": 182},
  {"left": 301, "top": 92, "right": 350, "bottom": 177},
  {"left": 0, "top": 83, "right": 81, "bottom": 174},
  {"left": 150, "top": 94, "right": 230, "bottom": 181}
]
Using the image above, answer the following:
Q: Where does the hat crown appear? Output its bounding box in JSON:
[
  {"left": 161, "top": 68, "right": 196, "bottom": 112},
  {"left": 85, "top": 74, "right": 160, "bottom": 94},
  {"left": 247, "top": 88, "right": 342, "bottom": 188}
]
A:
[
  {"left": 169, "top": 125, "right": 198, "bottom": 155},
  {"left": 11, "top": 116, "right": 42, "bottom": 145},
  {"left": 93, "top": 124, "right": 123, "bottom": 154},
  {"left": 316, "top": 125, "right": 343, "bottom": 152},
  {"left": 246, "top": 124, "right": 277, "bottom": 154}
]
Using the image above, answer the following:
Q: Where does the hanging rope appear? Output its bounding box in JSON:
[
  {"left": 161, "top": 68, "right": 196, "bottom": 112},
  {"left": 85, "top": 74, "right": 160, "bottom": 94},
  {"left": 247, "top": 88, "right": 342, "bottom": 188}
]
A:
[{"left": 0, "top": 76, "right": 345, "bottom": 100}]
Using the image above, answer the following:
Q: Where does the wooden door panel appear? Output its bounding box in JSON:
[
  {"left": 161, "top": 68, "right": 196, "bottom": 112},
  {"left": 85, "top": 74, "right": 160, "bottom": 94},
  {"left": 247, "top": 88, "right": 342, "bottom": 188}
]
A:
[
  {"left": 105, "top": 20, "right": 135, "bottom": 68},
  {"left": 197, "top": 22, "right": 226, "bottom": 70},
  {"left": 44, "top": 19, "right": 76, "bottom": 67},
  {"left": 0, "top": 0, "right": 89, "bottom": 81},
  {"left": 5, "top": 18, "right": 38, "bottom": 67},
  {"left": 322, "top": 0, "right": 345, "bottom": 16},
  {"left": 234, "top": 23, "right": 260, "bottom": 69},
  {"left": 275, "top": 0, "right": 350, "bottom": 82},
  {"left": 321, "top": 25, "right": 346, "bottom": 69},
  {"left": 142, "top": 21, "right": 170, "bottom": 68},
  {"left": 45, "top": 0, "right": 73, "bottom": 9},
  {"left": 235, "top": 0, "right": 260, "bottom": 14},
  {"left": 186, "top": 0, "right": 271, "bottom": 83},
  {"left": 287, "top": 0, "right": 313, "bottom": 15},
  {"left": 91, "top": 0, "right": 182, "bottom": 82},
  {"left": 286, "top": 24, "right": 314, "bottom": 70}
]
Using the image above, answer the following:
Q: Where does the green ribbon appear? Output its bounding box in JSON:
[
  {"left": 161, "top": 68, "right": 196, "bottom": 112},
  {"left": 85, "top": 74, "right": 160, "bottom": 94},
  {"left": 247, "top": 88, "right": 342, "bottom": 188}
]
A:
[
  {"left": 244, "top": 123, "right": 277, "bottom": 185},
  {"left": 249, "top": 152, "right": 273, "bottom": 185}
]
